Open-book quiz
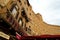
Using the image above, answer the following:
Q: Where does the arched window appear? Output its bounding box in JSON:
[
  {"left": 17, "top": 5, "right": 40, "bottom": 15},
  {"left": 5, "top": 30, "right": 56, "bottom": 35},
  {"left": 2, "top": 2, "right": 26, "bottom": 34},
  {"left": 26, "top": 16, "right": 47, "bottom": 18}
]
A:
[
  {"left": 11, "top": 7, "right": 17, "bottom": 17},
  {"left": 21, "top": 8, "right": 29, "bottom": 22},
  {"left": 10, "top": 4, "right": 19, "bottom": 18},
  {"left": 18, "top": 18, "right": 23, "bottom": 26}
]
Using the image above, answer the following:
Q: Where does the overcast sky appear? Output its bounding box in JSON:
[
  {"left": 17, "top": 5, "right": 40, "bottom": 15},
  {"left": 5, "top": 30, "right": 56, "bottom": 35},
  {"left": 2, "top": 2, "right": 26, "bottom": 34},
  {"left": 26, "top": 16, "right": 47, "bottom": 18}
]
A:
[{"left": 29, "top": 0, "right": 60, "bottom": 25}]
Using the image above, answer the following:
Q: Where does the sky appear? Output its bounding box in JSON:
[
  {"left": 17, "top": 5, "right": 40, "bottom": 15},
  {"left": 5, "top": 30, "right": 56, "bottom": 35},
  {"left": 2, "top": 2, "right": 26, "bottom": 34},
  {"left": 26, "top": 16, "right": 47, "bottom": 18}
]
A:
[{"left": 29, "top": 0, "right": 60, "bottom": 25}]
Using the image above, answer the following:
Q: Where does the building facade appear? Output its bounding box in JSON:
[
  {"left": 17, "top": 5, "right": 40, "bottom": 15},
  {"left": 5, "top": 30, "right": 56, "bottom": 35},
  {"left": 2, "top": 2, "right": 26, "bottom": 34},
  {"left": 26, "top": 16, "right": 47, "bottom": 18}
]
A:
[{"left": 0, "top": 0, "right": 60, "bottom": 39}]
